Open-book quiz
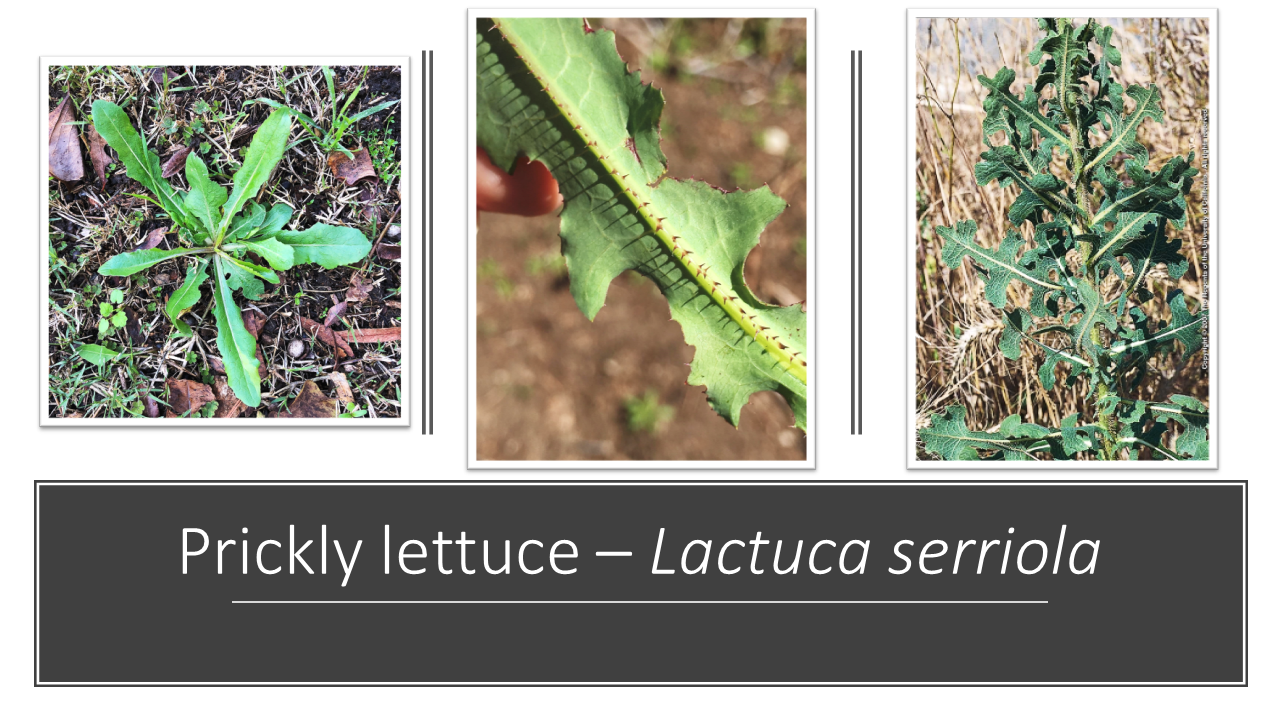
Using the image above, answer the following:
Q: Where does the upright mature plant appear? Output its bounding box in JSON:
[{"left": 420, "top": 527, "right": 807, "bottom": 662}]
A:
[
  {"left": 476, "top": 18, "right": 807, "bottom": 432},
  {"left": 91, "top": 100, "right": 373, "bottom": 407},
  {"left": 919, "top": 18, "right": 1206, "bottom": 460}
]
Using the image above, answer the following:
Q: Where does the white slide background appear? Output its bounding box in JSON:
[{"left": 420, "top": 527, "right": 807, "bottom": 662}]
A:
[{"left": 3, "top": 1, "right": 1275, "bottom": 717}]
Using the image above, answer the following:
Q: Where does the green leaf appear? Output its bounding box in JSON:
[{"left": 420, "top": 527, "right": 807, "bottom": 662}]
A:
[
  {"left": 1152, "top": 395, "right": 1209, "bottom": 460},
  {"left": 1091, "top": 211, "right": 1156, "bottom": 275},
  {"left": 218, "top": 109, "right": 291, "bottom": 237},
  {"left": 99, "top": 302, "right": 114, "bottom": 315},
  {"left": 273, "top": 223, "right": 372, "bottom": 269},
  {"left": 919, "top": 405, "right": 1050, "bottom": 461},
  {"left": 99, "top": 247, "right": 202, "bottom": 276},
  {"left": 241, "top": 238, "right": 295, "bottom": 271},
  {"left": 1068, "top": 278, "right": 1118, "bottom": 362},
  {"left": 90, "top": 100, "right": 192, "bottom": 228},
  {"left": 977, "top": 67, "right": 1070, "bottom": 156},
  {"left": 345, "top": 98, "right": 400, "bottom": 124},
  {"left": 211, "top": 255, "right": 261, "bottom": 407},
  {"left": 1119, "top": 222, "right": 1187, "bottom": 293},
  {"left": 1083, "top": 83, "right": 1164, "bottom": 175},
  {"left": 110, "top": 311, "right": 128, "bottom": 328},
  {"left": 1109, "top": 290, "right": 1203, "bottom": 360},
  {"left": 76, "top": 343, "right": 119, "bottom": 367},
  {"left": 1029, "top": 18, "right": 1092, "bottom": 109},
  {"left": 998, "top": 308, "right": 1090, "bottom": 391},
  {"left": 97, "top": 318, "right": 109, "bottom": 336},
  {"left": 478, "top": 18, "right": 806, "bottom": 430},
  {"left": 109, "top": 288, "right": 124, "bottom": 304},
  {"left": 225, "top": 201, "right": 266, "bottom": 242},
  {"left": 220, "top": 254, "right": 278, "bottom": 300},
  {"left": 973, "top": 145, "right": 1079, "bottom": 224},
  {"left": 183, "top": 152, "right": 228, "bottom": 236},
  {"left": 260, "top": 203, "right": 294, "bottom": 236},
  {"left": 938, "top": 220, "right": 1061, "bottom": 311},
  {"left": 166, "top": 258, "right": 208, "bottom": 337}
]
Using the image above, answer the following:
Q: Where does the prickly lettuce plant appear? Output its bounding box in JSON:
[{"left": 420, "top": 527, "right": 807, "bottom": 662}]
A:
[
  {"left": 91, "top": 101, "right": 372, "bottom": 407},
  {"left": 919, "top": 18, "right": 1206, "bottom": 460},
  {"left": 476, "top": 18, "right": 807, "bottom": 432}
]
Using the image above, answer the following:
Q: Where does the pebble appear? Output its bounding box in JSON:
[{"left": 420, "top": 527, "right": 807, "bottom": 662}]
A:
[{"left": 288, "top": 339, "right": 305, "bottom": 358}]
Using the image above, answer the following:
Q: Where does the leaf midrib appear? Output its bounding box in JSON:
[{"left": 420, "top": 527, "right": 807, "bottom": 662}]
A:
[{"left": 1083, "top": 87, "right": 1157, "bottom": 175}]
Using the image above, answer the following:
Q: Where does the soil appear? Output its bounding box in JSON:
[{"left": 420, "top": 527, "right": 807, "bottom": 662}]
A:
[
  {"left": 47, "top": 65, "right": 403, "bottom": 418},
  {"left": 476, "top": 19, "right": 808, "bottom": 461}
]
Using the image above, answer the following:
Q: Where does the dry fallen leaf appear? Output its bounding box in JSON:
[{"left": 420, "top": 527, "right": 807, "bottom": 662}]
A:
[
  {"left": 161, "top": 146, "right": 193, "bottom": 178},
  {"left": 136, "top": 226, "right": 169, "bottom": 251},
  {"left": 243, "top": 308, "right": 268, "bottom": 368},
  {"left": 275, "top": 380, "right": 338, "bottom": 418},
  {"left": 346, "top": 275, "right": 375, "bottom": 303},
  {"left": 166, "top": 378, "right": 215, "bottom": 417},
  {"left": 142, "top": 393, "right": 161, "bottom": 418},
  {"left": 359, "top": 184, "right": 381, "bottom": 222},
  {"left": 323, "top": 299, "right": 347, "bottom": 328},
  {"left": 87, "top": 124, "right": 111, "bottom": 189},
  {"left": 125, "top": 307, "right": 145, "bottom": 345},
  {"left": 48, "top": 96, "right": 85, "bottom": 182},
  {"left": 243, "top": 308, "right": 267, "bottom": 338},
  {"left": 299, "top": 316, "right": 354, "bottom": 358},
  {"left": 212, "top": 378, "right": 248, "bottom": 418},
  {"left": 327, "top": 148, "right": 377, "bottom": 186},
  {"left": 374, "top": 243, "right": 401, "bottom": 260},
  {"left": 150, "top": 67, "right": 174, "bottom": 86},
  {"left": 329, "top": 372, "right": 355, "bottom": 407},
  {"left": 339, "top": 327, "right": 401, "bottom": 344}
]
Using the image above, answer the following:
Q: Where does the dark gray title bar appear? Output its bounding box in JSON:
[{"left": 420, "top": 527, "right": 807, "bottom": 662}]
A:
[{"left": 36, "top": 482, "right": 1245, "bottom": 685}]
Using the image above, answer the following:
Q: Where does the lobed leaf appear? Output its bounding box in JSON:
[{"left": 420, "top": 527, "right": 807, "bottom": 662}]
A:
[
  {"left": 183, "top": 152, "right": 228, "bottom": 236},
  {"left": 938, "top": 220, "right": 1061, "bottom": 312},
  {"left": 919, "top": 405, "right": 1053, "bottom": 461},
  {"left": 166, "top": 258, "right": 208, "bottom": 337},
  {"left": 476, "top": 18, "right": 806, "bottom": 429}
]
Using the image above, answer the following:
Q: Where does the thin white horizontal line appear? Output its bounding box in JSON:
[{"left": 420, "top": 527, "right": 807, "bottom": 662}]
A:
[
  {"left": 594, "top": 551, "right": 633, "bottom": 557},
  {"left": 232, "top": 600, "right": 1047, "bottom": 605}
]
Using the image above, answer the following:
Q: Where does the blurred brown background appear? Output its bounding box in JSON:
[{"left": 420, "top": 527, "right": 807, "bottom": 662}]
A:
[
  {"left": 914, "top": 18, "right": 1209, "bottom": 445},
  {"left": 477, "top": 18, "right": 808, "bottom": 461}
]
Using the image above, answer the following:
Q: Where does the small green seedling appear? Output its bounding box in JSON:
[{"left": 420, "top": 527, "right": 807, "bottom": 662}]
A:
[
  {"left": 91, "top": 100, "right": 373, "bottom": 408},
  {"left": 624, "top": 390, "right": 676, "bottom": 435},
  {"left": 97, "top": 287, "right": 128, "bottom": 338},
  {"left": 339, "top": 402, "right": 368, "bottom": 419},
  {"left": 918, "top": 18, "right": 1207, "bottom": 461},
  {"left": 249, "top": 66, "right": 399, "bottom": 160}
]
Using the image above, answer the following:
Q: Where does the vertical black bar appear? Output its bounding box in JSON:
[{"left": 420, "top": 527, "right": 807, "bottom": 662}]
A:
[
  {"left": 421, "top": 51, "right": 426, "bottom": 435},
  {"left": 856, "top": 50, "right": 863, "bottom": 435},
  {"left": 425, "top": 51, "right": 434, "bottom": 435},
  {"left": 852, "top": 51, "right": 863, "bottom": 435}
]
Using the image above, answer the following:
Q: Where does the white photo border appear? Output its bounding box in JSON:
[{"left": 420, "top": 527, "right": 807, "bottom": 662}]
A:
[
  {"left": 905, "top": 10, "right": 1218, "bottom": 469},
  {"left": 40, "top": 56, "right": 412, "bottom": 427},
  {"left": 468, "top": 10, "right": 817, "bottom": 469}
]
